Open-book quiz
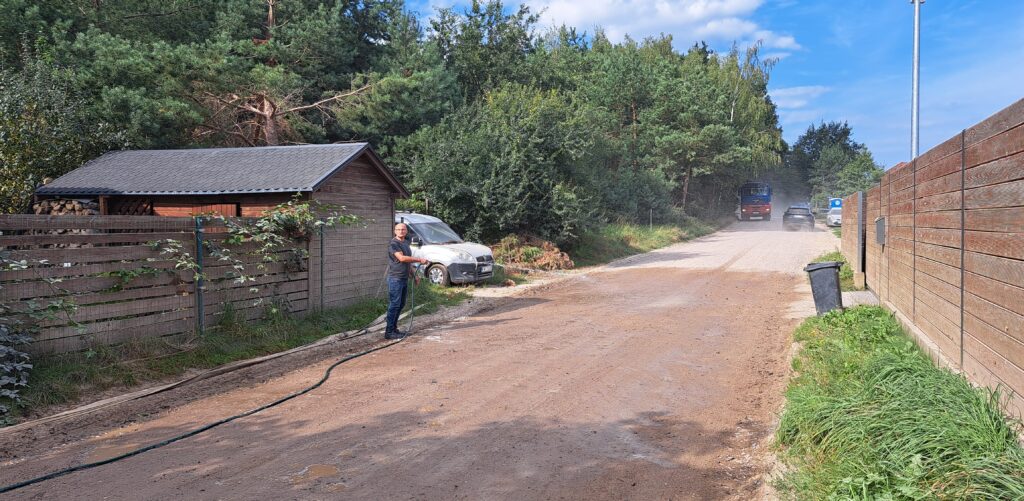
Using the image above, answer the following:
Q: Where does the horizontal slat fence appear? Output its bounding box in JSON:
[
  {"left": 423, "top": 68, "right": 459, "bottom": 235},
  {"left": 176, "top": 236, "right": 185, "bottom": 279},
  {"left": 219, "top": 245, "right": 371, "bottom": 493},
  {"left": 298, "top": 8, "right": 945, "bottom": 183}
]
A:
[
  {"left": 840, "top": 191, "right": 865, "bottom": 288},
  {"left": 1, "top": 216, "right": 315, "bottom": 353},
  {"left": 849, "top": 98, "right": 1024, "bottom": 416}
]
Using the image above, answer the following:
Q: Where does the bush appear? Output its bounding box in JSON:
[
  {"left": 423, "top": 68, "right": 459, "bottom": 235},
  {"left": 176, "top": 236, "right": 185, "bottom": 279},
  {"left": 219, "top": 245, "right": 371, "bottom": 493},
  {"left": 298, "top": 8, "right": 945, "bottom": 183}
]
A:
[{"left": 492, "top": 235, "right": 574, "bottom": 270}]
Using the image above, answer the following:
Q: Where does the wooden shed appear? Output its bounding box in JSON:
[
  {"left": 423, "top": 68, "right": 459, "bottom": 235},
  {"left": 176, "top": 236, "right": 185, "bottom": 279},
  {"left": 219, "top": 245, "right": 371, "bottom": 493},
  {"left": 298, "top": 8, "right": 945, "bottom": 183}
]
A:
[{"left": 35, "top": 143, "right": 409, "bottom": 309}]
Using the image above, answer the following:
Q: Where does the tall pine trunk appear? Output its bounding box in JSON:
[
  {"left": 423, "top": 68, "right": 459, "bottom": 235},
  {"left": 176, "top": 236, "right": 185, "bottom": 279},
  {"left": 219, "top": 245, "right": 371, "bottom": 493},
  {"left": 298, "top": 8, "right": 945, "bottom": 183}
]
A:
[{"left": 681, "top": 165, "right": 693, "bottom": 212}]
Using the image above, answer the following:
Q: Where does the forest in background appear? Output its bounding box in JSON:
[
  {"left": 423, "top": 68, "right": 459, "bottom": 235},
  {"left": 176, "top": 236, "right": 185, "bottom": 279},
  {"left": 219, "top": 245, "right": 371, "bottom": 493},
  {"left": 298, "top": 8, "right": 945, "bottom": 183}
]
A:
[{"left": 0, "top": 0, "right": 881, "bottom": 246}]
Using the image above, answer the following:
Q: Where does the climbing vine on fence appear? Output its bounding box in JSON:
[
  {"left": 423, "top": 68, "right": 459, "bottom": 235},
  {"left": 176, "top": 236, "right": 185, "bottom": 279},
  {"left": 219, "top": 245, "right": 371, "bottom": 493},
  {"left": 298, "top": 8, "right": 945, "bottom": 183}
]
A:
[
  {"left": 153, "top": 196, "right": 360, "bottom": 295},
  {"left": 1, "top": 197, "right": 358, "bottom": 419},
  {"left": 0, "top": 252, "right": 79, "bottom": 418}
]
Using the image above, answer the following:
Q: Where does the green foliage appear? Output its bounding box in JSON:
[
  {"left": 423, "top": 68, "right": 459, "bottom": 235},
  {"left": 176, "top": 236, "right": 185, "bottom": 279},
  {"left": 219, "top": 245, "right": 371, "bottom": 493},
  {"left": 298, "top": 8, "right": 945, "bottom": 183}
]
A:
[
  {"left": 787, "top": 121, "right": 883, "bottom": 209},
  {"left": 572, "top": 218, "right": 715, "bottom": 267},
  {"left": 429, "top": 0, "right": 539, "bottom": 102},
  {"left": 0, "top": 251, "right": 79, "bottom": 415},
  {"left": 3, "top": 0, "right": 786, "bottom": 242},
  {"left": 397, "top": 83, "right": 596, "bottom": 245},
  {"left": 98, "top": 266, "right": 162, "bottom": 293},
  {"left": 778, "top": 307, "right": 1024, "bottom": 499},
  {"left": 154, "top": 196, "right": 360, "bottom": 293},
  {"left": 811, "top": 250, "right": 856, "bottom": 291},
  {"left": 0, "top": 56, "right": 124, "bottom": 213},
  {"left": 6, "top": 282, "right": 468, "bottom": 422}
]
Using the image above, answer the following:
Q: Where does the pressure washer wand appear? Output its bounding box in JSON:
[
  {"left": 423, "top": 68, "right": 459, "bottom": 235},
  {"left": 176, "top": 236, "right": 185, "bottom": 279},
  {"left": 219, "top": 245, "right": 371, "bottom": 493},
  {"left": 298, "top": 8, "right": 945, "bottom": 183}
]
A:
[{"left": 406, "top": 263, "right": 422, "bottom": 335}]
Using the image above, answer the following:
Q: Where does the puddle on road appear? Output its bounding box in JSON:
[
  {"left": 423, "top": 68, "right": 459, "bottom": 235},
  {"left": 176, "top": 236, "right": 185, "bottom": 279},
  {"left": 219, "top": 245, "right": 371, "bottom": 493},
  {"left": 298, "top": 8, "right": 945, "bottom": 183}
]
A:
[
  {"left": 290, "top": 464, "right": 341, "bottom": 484},
  {"left": 87, "top": 443, "right": 142, "bottom": 462}
]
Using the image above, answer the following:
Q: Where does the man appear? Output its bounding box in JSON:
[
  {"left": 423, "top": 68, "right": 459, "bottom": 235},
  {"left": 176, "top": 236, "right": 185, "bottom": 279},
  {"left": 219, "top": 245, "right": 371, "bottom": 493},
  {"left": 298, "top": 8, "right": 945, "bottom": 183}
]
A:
[{"left": 385, "top": 222, "right": 429, "bottom": 339}]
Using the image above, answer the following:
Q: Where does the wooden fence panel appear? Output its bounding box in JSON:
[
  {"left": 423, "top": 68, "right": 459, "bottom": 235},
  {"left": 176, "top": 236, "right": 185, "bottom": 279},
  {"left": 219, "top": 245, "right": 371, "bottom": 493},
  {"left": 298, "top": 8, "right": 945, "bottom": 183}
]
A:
[
  {"left": 850, "top": 98, "right": 1024, "bottom": 416},
  {"left": 2, "top": 214, "right": 314, "bottom": 353}
]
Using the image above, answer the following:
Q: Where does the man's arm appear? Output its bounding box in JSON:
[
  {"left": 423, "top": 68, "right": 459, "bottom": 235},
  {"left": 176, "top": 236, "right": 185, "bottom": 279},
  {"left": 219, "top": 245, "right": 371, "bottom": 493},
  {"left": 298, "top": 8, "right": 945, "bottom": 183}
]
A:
[{"left": 392, "top": 250, "right": 427, "bottom": 264}]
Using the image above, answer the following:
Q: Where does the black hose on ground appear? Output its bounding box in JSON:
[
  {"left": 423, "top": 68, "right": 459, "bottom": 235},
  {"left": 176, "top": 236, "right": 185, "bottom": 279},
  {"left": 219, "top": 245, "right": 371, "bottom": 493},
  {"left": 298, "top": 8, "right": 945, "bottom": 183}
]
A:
[{"left": 0, "top": 288, "right": 424, "bottom": 495}]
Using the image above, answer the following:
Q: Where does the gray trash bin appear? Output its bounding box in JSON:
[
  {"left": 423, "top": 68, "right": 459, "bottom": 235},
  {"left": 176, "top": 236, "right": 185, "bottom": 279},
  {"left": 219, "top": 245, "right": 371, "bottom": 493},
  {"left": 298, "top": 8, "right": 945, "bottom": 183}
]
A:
[{"left": 804, "top": 261, "right": 843, "bottom": 315}]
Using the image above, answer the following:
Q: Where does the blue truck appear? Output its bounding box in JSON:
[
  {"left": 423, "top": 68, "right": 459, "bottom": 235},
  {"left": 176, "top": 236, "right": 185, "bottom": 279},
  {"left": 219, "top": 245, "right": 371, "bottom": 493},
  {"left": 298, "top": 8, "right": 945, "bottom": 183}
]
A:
[{"left": 738, "top": 182, "right": 772, "bottom": 221}]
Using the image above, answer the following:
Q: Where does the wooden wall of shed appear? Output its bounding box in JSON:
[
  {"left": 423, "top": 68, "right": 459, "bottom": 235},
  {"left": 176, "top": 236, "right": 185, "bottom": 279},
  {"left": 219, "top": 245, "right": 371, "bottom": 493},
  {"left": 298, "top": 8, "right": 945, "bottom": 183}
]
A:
[
  {"left": 148, "top": 194, "right": 294, "bottom": 217},
  {"left": 311, "top": 158, "right": 395, "bottom": 310}
]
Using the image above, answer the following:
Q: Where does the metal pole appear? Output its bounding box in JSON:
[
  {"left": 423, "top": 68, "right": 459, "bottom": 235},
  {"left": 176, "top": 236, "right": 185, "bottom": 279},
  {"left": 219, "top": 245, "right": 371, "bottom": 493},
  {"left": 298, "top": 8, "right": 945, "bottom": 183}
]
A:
[
  {"left": 194, "top": 216, "right": 205, "bottom": 334},
  {"left": 911, "top": 0, "right": 923, "bottom": 159},
  {"left": 319, "top": 223, "right": 325, "bottom": 311}
]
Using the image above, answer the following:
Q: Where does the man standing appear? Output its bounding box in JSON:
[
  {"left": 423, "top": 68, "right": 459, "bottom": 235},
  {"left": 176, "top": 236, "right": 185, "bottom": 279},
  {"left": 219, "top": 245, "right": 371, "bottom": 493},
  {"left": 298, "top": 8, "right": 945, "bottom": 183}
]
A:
[{"left": 386, "top": 222, "right": 429, "bottom": 339}]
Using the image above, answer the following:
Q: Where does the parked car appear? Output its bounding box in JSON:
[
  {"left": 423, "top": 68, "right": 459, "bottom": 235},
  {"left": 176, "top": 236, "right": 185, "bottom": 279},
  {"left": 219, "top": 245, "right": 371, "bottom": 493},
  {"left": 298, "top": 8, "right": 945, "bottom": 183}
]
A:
[
  {"left": 394, "top": 212, "right": 495, "bottom": 285},
  {"left": 826, "top": 207, "right": 843, "bottom": 227},
  {"left": 783, "top": 206, "right": 815, "bottom": 231}
]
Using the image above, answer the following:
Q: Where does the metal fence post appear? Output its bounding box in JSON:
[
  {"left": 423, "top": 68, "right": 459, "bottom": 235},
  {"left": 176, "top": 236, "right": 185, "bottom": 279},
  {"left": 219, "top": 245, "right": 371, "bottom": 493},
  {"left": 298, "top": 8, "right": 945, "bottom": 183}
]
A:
[
  {"left": 194, "top": 216, "right": 206, "bottom": 334},
  {"left": 319, "top": 222, "right": 325, "bottom": 311}
]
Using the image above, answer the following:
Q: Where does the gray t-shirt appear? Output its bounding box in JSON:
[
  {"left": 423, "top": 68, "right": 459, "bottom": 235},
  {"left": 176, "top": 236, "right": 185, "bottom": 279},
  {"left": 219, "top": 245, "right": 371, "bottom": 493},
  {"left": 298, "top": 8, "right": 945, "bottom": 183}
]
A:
[{"left": 387, "top": 238, "right": 413, "bottom": 279}]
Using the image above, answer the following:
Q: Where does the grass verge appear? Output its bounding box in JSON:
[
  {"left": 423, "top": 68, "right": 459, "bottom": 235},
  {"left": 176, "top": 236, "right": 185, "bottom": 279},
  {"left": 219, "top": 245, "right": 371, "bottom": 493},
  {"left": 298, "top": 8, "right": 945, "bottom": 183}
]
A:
[
  {"left": 2, "top": 284, "right": 468, "bottom": 425},
  {"left": 571, "top": 218, "right": 716, "bottom": 267},
  {"left": 776, "top": 306, "right": 1024, "bottom": 499},
  {"left": 812, "top": 250, "right": 856, "bottom": 291}
]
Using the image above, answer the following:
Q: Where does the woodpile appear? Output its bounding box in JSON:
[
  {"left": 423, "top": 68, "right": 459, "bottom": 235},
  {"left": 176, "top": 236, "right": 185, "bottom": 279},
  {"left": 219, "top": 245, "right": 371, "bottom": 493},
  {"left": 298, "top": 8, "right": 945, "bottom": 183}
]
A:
[{"left": 33, "top": 199, "right": 100, "bottom": 216}]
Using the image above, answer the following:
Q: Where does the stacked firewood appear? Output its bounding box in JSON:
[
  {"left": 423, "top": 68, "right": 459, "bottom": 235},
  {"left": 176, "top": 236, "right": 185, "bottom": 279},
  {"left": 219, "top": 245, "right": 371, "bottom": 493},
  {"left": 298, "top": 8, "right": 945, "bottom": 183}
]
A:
[{"left": 33, "top": 199, "right": 100, "bottom": 216}]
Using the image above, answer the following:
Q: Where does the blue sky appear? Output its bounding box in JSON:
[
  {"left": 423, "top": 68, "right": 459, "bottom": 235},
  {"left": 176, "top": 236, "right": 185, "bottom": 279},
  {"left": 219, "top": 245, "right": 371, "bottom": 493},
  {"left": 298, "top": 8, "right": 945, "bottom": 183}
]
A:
[{"left": 406, "top": 0, "right": 1024, "bottom": 168}]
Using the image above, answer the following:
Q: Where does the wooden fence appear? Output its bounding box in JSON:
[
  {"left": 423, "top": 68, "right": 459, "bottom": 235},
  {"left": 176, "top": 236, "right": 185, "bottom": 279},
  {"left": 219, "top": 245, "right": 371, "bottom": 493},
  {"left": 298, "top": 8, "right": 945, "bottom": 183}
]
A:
[
  {"left": 841, "top": 98, "right": 1024, "bottom": 415},
  {"left": 1, "top": 215, "right": 321, "bottom": 353}
]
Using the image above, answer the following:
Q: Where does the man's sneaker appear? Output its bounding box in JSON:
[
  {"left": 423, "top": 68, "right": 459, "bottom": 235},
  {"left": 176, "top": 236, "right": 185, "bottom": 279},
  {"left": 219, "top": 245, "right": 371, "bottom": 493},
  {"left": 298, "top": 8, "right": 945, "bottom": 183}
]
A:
[{"left": 384, "top": 330, "right": 407, "bottom": 340}]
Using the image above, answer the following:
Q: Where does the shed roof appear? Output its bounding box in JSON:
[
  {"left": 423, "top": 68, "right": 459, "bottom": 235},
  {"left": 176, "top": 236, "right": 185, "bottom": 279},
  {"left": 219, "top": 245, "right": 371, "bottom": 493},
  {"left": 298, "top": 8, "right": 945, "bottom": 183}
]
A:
[{"left": 36, "top": 143, "right": 409, "bottom": 197}]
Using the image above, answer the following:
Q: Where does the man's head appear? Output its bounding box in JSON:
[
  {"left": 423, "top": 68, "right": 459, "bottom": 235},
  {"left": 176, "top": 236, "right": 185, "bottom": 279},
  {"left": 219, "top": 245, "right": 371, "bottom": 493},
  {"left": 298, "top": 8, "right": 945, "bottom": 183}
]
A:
[{"left": 394, "top": 222, "right": 408, "bottom": 240}]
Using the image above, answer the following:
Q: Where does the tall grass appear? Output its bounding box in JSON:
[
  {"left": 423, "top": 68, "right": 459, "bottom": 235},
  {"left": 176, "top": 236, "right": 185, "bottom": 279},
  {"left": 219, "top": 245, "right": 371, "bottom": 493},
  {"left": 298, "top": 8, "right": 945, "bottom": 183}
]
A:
[
  {"left": 812, "top": 250, "right": 856, "bottom": 291},
  {"left": 777, "top": 307, "right": 1024, "bottom": 499},
  {"left": 572, "top": 218, "right": 715, "bottom": 267}
]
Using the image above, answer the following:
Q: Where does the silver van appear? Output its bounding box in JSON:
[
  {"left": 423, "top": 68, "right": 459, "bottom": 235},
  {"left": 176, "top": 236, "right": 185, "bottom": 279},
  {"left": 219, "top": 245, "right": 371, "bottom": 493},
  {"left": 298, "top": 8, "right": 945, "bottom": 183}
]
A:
[{"left": 394, "top": 212, "right": 495, "bottom": 285}]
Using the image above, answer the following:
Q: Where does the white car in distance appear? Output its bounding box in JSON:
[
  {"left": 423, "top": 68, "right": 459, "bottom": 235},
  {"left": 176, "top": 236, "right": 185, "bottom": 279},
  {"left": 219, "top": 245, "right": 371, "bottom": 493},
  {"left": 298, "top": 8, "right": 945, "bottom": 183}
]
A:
[
  {"left": 826, "top": 207, "right": 843, "bottom": 227},
  {"left": 394, "top": 212, "right": 495, "bottom": 286}
]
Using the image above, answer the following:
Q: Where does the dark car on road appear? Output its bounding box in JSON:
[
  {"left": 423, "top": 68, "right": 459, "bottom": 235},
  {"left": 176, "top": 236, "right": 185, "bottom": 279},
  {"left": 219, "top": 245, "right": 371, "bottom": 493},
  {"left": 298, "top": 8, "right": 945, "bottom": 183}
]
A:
[{"left": 783, "top": 206, "right": 815, "bottom": 231}]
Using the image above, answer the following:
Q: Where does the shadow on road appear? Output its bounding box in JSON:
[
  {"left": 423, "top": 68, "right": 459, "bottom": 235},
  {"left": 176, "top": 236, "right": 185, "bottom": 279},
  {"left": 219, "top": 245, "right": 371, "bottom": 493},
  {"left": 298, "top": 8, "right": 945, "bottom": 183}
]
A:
[{"left": 4, "top": 408, "right": 756, "bottom": 500}]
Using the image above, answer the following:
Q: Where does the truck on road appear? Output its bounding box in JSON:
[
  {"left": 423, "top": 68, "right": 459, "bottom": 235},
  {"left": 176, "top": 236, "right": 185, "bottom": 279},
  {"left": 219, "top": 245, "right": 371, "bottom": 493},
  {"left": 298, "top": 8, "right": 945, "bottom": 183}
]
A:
[{"left": 738, "top": 182, "right": 772, "bottom": 221}]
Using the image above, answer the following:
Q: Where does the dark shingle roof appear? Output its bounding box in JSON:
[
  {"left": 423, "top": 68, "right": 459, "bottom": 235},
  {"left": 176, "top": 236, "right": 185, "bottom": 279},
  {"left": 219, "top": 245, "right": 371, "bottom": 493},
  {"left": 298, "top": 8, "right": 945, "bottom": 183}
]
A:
[{"left": 36, "top": 143, "right": 406, "bottom": 196}]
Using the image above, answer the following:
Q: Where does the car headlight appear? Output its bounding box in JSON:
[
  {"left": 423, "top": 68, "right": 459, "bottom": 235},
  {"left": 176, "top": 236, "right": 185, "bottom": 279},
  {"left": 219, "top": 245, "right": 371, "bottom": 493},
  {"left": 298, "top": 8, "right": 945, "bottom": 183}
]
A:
[{"left": 457, "top": 251, "right": 473, "bottom": 262}]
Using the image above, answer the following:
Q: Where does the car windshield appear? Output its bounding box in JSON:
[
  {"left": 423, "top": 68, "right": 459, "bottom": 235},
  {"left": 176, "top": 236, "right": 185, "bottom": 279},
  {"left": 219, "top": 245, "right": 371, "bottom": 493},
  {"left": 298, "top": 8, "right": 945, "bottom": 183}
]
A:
[
  {"left": 410, "top": 222, "right": 463, "bottom": 245},
  {"left": 788, "top": 208, "right": 811, "bottom": 215},
  {"left": 829, "top": 208, "right": 842, "bottom": 215}
]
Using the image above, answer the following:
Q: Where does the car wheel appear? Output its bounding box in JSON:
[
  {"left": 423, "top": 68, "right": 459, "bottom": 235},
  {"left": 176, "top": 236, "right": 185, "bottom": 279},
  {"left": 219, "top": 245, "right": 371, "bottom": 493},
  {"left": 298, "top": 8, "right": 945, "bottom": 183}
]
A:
[
  {"left": 427, "top": 264, "right": 450, "bottom": 286},
  {"left": 765, "top": 215, "right": 771, "bottom": 221}
]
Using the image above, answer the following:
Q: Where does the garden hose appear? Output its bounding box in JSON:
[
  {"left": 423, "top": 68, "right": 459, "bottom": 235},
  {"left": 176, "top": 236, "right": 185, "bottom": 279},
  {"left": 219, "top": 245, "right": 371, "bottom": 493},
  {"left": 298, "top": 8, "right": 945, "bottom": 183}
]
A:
[{"left": 0, "top": 283, "right": 424, "bottom": 495}]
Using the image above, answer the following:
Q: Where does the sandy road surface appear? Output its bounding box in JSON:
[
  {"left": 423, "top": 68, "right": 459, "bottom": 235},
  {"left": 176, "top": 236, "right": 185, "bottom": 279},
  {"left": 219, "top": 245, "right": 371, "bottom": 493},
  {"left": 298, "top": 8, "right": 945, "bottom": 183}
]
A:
[{"left": 2, "top": 219, "right": 837, "bottom": 500}]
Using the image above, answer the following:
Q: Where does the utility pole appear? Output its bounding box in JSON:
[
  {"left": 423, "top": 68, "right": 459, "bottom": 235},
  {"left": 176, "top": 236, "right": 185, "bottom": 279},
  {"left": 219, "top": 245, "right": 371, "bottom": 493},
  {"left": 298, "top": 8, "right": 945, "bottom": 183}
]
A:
[{"left": 911, "top": 0, "right": 924, "bottom": 159}]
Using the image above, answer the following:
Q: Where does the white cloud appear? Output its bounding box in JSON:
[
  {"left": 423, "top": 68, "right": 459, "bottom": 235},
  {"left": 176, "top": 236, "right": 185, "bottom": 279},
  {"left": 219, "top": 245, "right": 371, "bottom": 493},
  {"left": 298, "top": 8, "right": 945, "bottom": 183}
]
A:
[
  {"left": 770, "top": 85, "right": 830, "bottom": 110},
  {"left": 761, "top": 51, "right": 792, "bottom": 61},
  {"left": 524, "top": 0, "right": 799, "bottom": 54},
  {"left": 755, "top": 30, "right": 800, "bottom": 50}
]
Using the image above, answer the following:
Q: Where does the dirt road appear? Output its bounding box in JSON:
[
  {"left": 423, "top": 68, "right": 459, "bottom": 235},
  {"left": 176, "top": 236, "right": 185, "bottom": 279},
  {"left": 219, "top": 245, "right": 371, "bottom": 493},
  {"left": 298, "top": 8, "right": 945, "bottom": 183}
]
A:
[{"left": 1, "top": 219, "right": 837, "bottom": 500}]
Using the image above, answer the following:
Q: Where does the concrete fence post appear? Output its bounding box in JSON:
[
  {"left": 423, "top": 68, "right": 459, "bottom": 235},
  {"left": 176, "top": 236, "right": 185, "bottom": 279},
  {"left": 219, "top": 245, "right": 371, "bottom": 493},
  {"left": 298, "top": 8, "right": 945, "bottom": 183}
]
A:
[
  {"left": 855, "top": 191, "right": 866, "bottom": 289},
  {"left": 959, "top": 129, "right": 966, "bottom": 369}
]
